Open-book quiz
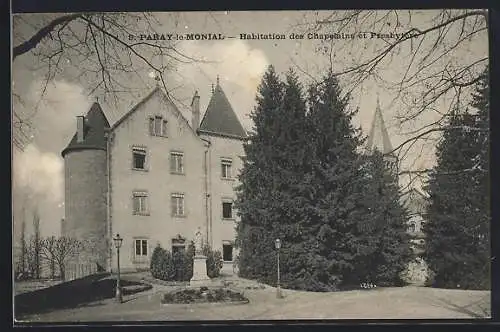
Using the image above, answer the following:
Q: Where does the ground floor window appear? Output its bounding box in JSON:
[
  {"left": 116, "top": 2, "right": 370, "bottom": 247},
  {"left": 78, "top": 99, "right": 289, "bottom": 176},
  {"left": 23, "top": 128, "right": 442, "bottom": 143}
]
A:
[
  {"left": 222, "top": 242, "right": 233, "bottom": 262},
  {"left": 135, "top": 239, "right": 148, "bottom": 257}
]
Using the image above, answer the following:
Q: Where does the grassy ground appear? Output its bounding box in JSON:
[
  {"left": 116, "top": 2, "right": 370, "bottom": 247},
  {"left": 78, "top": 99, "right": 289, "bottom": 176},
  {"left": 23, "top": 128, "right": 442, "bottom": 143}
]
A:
[
  {"left": 15, "top": 279, "right": 64, "bottom": 295},
  {"left": 14, "top": 273, "right": 152, "bottom": 318},
  {"left": 16, "top": 273, "right": 491, "bottom": 322}
]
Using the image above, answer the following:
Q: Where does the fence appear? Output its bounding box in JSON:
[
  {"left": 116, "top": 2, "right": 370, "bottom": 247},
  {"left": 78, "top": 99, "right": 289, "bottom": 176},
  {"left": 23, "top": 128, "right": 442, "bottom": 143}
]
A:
[{"left": 64, "top": 262, "right": 99, "bottom": 281}]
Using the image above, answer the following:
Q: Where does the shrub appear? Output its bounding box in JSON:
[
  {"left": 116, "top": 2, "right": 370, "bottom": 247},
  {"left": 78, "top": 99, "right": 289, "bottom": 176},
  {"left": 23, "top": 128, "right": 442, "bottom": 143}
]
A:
[
  {"left": 161, "top": 287, "right": 248, "bottom": 304},
  {"left": 182, "top": 242, "right": 195, "bottom": 280},
  {"left": 172, "top": 251, "right": 187, "bottom": 281},
  {"left": 151, "top": 242, "right": 222, "bottom": 281},
  {"left": 150, "top": 245, "right": 176, "bottom": 281},
  {"left": 203, "top": 245, "right": 223, "bottom": 278},
  {"left": 150, "top": 245, "right": 164, "bottom": 280},
  {"left": 159, "top": 250, "right": 176, "bottom": 281}
]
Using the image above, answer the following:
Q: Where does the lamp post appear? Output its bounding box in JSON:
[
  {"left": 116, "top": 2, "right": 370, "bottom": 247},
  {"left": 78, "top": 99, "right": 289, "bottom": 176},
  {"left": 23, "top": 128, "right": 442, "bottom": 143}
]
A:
[
  {"left": 113, "top": 234, "right": 123, "bottom": 303},
  {"left": 275, "top": 238, "right": 282, "bottom": 299}
]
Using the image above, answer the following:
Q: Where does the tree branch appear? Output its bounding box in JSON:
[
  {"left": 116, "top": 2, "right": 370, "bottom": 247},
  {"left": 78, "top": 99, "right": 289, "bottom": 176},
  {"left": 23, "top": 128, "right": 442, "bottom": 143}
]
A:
[{"left": 13, "top": 14, "right": 82, "bottom": 59}]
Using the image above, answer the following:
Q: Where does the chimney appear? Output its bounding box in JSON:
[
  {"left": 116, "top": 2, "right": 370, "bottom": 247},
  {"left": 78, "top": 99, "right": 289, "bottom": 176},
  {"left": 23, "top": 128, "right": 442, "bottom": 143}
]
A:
[
  {"left": 191, "top": 91, "right": 200, "bottom": 132},
  {"left": 77, "top": 116, "right": 85, "bottom": 143}
]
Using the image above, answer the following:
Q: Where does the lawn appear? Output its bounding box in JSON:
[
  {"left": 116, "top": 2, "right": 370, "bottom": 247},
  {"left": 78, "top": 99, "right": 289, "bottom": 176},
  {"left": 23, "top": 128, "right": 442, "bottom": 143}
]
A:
[
  {"left": 15, "top": 274, "right": 491, "bottom": 322},
  {"left": 14, "top": 273, "right": 152, "bottom": 318}
]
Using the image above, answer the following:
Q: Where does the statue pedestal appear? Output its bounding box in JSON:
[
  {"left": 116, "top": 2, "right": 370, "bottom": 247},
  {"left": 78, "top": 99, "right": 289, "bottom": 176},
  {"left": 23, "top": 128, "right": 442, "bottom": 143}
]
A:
[{"left": 190, "top": 255, "right": 210, "bottom": 287}]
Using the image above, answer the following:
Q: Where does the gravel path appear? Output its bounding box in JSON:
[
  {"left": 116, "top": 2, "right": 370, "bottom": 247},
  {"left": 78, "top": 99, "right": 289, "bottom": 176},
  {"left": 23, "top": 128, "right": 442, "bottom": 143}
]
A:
[{"left": 18, "top": 276, "right": 490, "bottom": 322}]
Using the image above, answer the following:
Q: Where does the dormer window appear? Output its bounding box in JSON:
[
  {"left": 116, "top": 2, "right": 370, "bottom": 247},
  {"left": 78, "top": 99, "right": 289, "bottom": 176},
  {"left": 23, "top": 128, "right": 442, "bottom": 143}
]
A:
[{"left": 149, "top": 116, "right": 167, "bottom": 137}]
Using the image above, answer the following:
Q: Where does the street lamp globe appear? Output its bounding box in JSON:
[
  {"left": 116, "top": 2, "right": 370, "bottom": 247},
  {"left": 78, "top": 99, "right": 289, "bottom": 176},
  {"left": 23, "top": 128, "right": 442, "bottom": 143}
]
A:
[
  {"left": 113, "top": 234, "right": 123, "bottom": 249},
  {"left": 275, "top": 238, "right": 281, "bottom": 249}
]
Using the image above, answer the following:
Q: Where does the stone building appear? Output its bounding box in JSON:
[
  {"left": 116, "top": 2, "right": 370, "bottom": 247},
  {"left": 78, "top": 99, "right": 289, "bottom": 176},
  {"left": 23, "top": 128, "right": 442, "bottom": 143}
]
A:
[{"left": 62, "top": 78, "right": 246, "bottom": 272}]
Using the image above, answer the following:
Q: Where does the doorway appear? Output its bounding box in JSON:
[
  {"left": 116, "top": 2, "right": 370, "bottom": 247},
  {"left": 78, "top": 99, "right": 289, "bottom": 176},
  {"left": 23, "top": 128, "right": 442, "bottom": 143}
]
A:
[{"left": 222, "top": 242, "right": 233, "bottom": 262}]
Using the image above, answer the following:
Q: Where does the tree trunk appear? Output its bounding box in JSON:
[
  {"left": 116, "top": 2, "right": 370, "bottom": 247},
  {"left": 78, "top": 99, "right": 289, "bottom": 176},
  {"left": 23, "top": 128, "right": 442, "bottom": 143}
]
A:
[
  {"left": 50, "top": 259, "right": 56, "bottom": 279},
  {"left": 59, "top": 264, "right": 66, "bottom": 281}
]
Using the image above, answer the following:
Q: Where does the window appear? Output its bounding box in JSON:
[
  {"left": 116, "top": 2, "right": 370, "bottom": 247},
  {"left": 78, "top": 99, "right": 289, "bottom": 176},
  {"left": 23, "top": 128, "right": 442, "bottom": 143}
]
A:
[
  {"left": 132, "top": 191, "right": 148, "bottom": 215},
  {"left": 222, "top": 242, "right": 233, "bottom": 262},
  {"left": 132, "top": 147, "right": 147, "bottom": 170},
  {"left": 170, "top": 152, "right": 184, "bottom": 174},
  {"left": 222, "top": 201, "right": 233, "bottom": 219},
  {"left": 149, "top": 116, "right": 167, "bottom": 137},
  {"left": 135, "top": 239, "right": 148, "bottom": 257},
  {"left": 171, "top": 193, "right": 185, "bottom": 217},
  {"left": 221, "top": 158, "right": 232, "bottom": 179}
]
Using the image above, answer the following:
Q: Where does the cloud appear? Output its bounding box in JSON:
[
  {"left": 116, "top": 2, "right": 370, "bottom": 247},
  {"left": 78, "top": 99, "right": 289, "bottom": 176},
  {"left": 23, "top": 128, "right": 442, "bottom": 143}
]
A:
[
  {"left": 13, "top": 80, "right": 92, "bottom": 236},
  {"left": 13, "top": 144, "right": 64, "bottom": 203},
  {"left": 13, "top": 79, "right": 93, "bottom": 200},
  {"left": 27, "top": 80, "right": 93, "bottom": 152},
  {"left": 174, "top": 39, "right": 269, "bottom": 130},
  {"left": 178, "top": 39, "right": 269, "bottom": 94}
]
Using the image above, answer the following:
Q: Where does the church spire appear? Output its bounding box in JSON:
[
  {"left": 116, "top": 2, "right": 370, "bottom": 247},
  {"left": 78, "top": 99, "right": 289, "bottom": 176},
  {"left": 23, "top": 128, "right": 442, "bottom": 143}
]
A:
[{"left": 366, "top": 95, "right": 394, "bottom": 155}]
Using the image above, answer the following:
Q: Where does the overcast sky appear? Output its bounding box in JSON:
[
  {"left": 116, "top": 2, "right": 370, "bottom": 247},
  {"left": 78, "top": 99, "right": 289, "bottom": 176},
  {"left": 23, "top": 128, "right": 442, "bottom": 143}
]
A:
[{"left": 12, "top": 10, "right": 488, "bottom": 239}]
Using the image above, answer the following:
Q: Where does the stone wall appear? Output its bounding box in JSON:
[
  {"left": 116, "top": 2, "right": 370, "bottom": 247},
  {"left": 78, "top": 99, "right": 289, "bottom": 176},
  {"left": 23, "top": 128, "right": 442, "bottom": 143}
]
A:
[{"left": 64, "top": 149, "right": 108, "bottom": 269}]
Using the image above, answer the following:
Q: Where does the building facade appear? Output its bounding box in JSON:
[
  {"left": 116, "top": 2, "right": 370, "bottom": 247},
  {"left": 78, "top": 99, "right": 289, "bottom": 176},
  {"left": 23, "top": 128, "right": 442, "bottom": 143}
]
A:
[
  {"left": 62, "top": 80, "right": 246, "bottom": 272},
  {"left": 63, "top": 84, "right": 430, "bottom": 280}
]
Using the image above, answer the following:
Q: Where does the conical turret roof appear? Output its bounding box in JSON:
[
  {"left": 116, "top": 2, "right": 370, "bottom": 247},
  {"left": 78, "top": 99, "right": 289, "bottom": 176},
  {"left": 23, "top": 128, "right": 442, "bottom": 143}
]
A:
[
  {"left": 61, "top": 102, "right": 110, "bottom": 157},
  {"left": 198, "top": 77, "right": 247, "bottom": 139}
]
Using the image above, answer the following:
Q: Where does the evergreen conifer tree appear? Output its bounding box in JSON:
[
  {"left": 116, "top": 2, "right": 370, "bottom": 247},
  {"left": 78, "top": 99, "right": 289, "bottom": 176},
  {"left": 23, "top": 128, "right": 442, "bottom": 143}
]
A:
[
  {"left": 424, "top": 71, "right": 490, "bottom": 289},
  {"left": 235, "top": 65, "right": 285, "bottom": 282},
  {"left": 235, "top": 67, "right": 312, "bottom": 286},
  {"left": 359, "top": 151, "right": 411, "bottom": 286},
  {"left": 305, "top": 71, "right": 367, "bottom": 289}
]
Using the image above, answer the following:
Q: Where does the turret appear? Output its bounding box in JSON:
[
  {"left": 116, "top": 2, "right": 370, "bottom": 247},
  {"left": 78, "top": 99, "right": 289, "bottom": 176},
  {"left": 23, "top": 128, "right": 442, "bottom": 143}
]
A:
[{"left": 61, "top": 102, "right": 110, "bottom": 269}]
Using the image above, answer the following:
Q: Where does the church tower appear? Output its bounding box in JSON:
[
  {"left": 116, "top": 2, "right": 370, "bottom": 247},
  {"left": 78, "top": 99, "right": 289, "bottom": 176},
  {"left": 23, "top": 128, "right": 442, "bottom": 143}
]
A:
[{"left": 366, "top": 96, "right": 398, "bottom": 181}]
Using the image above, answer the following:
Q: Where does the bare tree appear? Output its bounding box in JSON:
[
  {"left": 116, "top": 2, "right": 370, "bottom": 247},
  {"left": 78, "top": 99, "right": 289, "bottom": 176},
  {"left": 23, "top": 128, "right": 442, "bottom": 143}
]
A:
[
  {"left": 16, "top": 215, "right": 27, "bottom": 276},
  {"left": 290, "top": 10, "right": 488, "bottom": 176},
  {"left": 52, "top": 237, "right": 83, "bottom": 281},
  {"left": 31, "top": 209, "right": 42, "bottom": 279},
  {"left": 12, "top": 12, "right": 211, "bottom": 151},
  {"left": 40, "top": 236, "right": 58, "bottom": 279}
]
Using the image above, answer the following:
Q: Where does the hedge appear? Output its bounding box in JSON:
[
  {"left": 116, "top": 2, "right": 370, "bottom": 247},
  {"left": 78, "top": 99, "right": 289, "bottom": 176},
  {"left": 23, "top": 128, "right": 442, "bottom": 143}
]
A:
[{"left": 150, "top": 242, "right": 223, "bottom": 281}]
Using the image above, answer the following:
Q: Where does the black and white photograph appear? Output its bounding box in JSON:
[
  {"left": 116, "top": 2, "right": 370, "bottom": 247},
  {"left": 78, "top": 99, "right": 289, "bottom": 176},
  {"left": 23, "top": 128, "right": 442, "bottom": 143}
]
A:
[{"left": 12, "top": 9, "right": 491, "bottom": 322}]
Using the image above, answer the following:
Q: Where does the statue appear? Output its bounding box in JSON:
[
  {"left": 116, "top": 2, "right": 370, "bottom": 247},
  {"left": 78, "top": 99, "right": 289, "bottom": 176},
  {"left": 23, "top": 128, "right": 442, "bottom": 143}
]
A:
[
  {"left": 190, "top": 227, "right": 210, "bottom": 286},
  {"left": 194, "top": 228, "right": 203, "bottom": 255}
]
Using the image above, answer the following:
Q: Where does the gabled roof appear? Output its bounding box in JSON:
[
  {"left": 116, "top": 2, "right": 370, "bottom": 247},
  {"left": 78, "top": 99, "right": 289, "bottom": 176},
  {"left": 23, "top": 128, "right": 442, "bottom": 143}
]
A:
[
  {"left": 198, "top": 80, "right": 247, "bottom": 139},
  {"left": 61, "top": 102, "right": 110, "bottom": 157},
  {"left": 111, "top": 87, "right": 161, "bottom": 130},
  {"left": 111, "top": 87, "right": 198, "bottom": 140},
  {"left": 366, "top": 97, "right": 394, "bottom": 155}
]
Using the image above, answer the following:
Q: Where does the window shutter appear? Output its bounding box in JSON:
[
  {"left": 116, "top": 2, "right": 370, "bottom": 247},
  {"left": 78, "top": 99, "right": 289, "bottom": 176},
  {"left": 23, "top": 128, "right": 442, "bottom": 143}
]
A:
[
  {"left": 135, "top": 240, "right": 140, "bottom": 256},
  {"left": 132, "top": 196, "right": 139, "bottom": 214},
  {"left": 171, "top": 197, "right": 176, "bottom": 216},
  {"left": 180, "top": 197, "right": 185, "bottom": 216},
  {"left": 179, "top": 155, "right": 184, "bottom": 173},
  {"left": 154, "top": 117, "right": 161, "bottom": 136},
  {"left": 162, "top": 120, "right": 168, "bottom": 137},
  {"left": 142, "top": 196, "right": 148, "bottom": 213},
  {"left": 170, "top": 154, "right": 176, "bottom": 172},
  {"left": 149, "top": 118, "right": 155, "bottom": 135}
]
